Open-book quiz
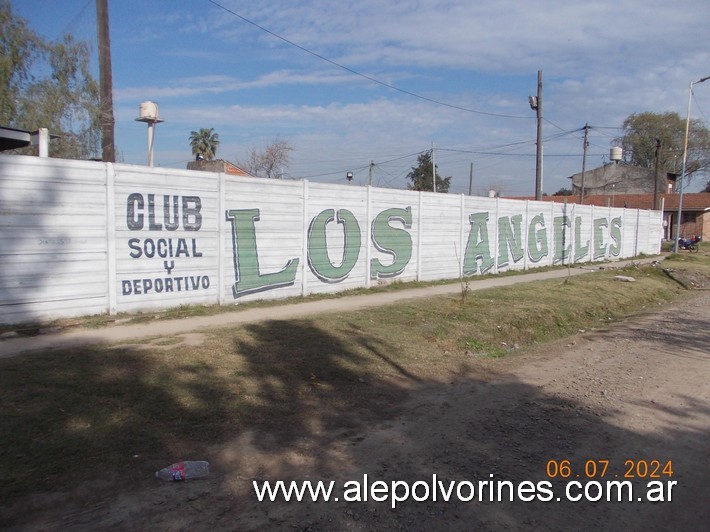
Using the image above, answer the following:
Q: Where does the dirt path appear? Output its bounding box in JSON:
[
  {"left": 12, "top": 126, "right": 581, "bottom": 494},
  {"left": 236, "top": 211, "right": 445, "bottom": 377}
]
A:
[
  {"left": 0, "top": 258, "right": 657, "bottom": 358},
  {"left": 5, "top": 281, "right": 708, "bottom": 530}
]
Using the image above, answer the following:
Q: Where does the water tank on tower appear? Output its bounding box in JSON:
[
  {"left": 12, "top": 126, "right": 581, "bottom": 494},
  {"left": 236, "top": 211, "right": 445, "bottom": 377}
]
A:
[
  {"left": 139, "top": 101, "right": 159, "bottom": 121},
  {"left": 610, "top": 146, "right": 622, "bottom": 164}
]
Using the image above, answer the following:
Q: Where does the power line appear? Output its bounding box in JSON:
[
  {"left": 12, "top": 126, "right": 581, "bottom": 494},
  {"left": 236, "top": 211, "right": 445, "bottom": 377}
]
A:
[
  {"left": 206, "top": 0, "right": 532, "bottom": 119},
  {"left": 53, "top": 0, "right": 93, "bottom": 41},
  {"left": 295, "top": 151, "right": 422, "bottom": 180},
  {"left": 692, "top": 92, "right": 709, "bottom": 124},
  {"left": 436, "top": 128, "right": 582, "bottom": 157},
  {"left": 542, "top": 117, "right": 574, "bottom": 133}
]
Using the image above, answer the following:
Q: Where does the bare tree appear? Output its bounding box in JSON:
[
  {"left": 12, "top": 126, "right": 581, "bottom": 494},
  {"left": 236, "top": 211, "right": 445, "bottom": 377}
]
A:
[{"left": 241, "top": 137, "right": 294, "bottom": 178}]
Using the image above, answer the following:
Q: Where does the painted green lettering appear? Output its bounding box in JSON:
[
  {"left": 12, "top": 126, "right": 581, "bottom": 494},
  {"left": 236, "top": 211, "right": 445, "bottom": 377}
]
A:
[
  {"left": 574, "top": 216, "right": 590, "bottom": 263},
  {"left": 463, "top": 212, "right": 494, "bottom": 275},
  {"left": 553, "top": 215, "right": 572, "bottom": 264},
  {"left": 527, "top": 214, "right": 548, "bottom": 263},
  {"left": 308, "top": 209, "right": 362, "bottom": 282},
  {"left": 593, "top": 217, "right": 608, "bottom": 259},
  {"left": 609, "top": 217, "right": 622, "bottom": 256},
  {"left": 497, "top": 214, "right": 524, "bottom": 268},
  {"left": 370, "top": 207, "right": 413, "bottom": 279},
  {"left": 226, "top": 209, "right": 299, "bottom": 297}
]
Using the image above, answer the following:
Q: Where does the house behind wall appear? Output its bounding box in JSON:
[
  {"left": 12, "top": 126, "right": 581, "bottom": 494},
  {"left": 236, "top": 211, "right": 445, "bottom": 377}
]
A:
[{"left": 569, "top": 163, "right": 677, "bottom": 196}]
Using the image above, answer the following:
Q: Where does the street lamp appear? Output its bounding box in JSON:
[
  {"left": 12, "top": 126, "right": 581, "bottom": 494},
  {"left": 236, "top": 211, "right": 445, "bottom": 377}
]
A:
[{"left": 674, "top": 76, "right": 710, "bottom": 253}]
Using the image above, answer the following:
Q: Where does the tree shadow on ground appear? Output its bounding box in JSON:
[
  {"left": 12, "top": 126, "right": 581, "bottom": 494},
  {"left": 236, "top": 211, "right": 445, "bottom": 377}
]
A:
[
  {"left": 0, "top": 311, "right": 708, "bottom": 530},
  {"left": 0, "top": 317, "right": 414, "bottom": 527}
]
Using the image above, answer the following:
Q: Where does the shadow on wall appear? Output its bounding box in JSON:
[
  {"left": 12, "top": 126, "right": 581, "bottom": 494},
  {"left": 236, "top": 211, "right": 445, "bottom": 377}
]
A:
[
  {"left": 0, "top": 314, "right": 708, "bottom": 529},
  {"left": 0, "top": 157, "right": 107, "bottom": 325}
]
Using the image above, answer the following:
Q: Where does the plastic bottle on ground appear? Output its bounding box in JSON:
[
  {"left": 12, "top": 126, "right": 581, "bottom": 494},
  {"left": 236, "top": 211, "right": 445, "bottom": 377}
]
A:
[{"left": 155, "top": 460, "right": 210, "bottom": 481}]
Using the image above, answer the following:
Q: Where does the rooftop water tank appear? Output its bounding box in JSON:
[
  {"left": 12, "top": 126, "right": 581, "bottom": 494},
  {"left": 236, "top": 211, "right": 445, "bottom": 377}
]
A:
[{"left": 610, "top": 146, "right": 622, "bottom": 163}]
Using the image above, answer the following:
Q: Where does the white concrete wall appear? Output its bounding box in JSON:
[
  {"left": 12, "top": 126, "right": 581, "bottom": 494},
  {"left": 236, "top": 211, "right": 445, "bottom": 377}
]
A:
[
  {"left": 0, "top": 157, "right": 109, "bottom": 323},
  {"left": 0, "top": 155, "right": 663, "bottom": 324}
]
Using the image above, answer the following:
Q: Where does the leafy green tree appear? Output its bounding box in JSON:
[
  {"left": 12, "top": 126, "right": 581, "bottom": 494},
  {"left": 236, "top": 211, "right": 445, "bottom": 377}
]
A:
[
  {"left": 617, "top": 112, "right": 710, "bottom": 183},
  {"left": 0, "top": 1, "right": 100, "bottom": 159},
  {"left": 406, "top": 151, "right": 451, "bottom": 192},
  {"left": 189, "top": 127, "right": 220, "bottom": 161},
  {"left": 552, "top": 187, "right": 574, "bottom": 196}
]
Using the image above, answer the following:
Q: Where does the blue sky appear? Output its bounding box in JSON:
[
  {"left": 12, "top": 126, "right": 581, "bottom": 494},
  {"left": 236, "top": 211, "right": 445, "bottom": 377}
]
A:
[{"left": 13, "top": 0, "right": 710, "bottom": 195}]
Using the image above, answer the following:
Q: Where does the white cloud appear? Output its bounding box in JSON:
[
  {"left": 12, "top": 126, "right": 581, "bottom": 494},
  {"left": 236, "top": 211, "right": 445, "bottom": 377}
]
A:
[{"left": 107, "top": 0, "right": 710, "bottom": 194}]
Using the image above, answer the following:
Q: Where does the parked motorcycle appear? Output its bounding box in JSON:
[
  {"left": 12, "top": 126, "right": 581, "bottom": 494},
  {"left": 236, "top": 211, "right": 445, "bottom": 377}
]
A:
[{"left": 677, "top": 235, "right": 701, "bottom": 252}]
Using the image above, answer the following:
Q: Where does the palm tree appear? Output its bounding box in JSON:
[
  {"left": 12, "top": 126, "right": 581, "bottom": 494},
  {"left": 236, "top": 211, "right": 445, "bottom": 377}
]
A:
[{"left": 189, "top": 128, "right": 220, "bottom": 161}]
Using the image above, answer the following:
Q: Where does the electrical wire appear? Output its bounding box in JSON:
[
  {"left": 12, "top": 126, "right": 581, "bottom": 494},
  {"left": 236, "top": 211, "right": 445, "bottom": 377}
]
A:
[
  {"left": 691, "top": 91, "right": 709, "bottom": 124},
  {"left": 206, "top": 0, "right": 532, "bottom": 119},
  {"left": 56, "top": 0, "right": 93, "bottom": 41}
]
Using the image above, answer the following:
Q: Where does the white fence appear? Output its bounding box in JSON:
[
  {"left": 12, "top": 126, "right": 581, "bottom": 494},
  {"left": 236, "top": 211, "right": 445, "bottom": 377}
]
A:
[{"left": 0, "top": 156, "right": 663, "bottom": 324}]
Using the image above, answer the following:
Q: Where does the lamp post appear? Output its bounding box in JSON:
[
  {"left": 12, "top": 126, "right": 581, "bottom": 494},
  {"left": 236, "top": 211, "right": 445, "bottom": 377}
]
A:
[{"left": 674, "top": 76, "right": 710, "bottom": 253}]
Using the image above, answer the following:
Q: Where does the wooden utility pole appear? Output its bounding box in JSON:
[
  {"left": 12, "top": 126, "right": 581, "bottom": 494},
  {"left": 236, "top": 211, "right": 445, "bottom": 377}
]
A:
[
  {"left": 431, "top": 142, "right": 436, "bottom": 192},
  {"left": 579, "top": 123, "right": 589, "bottom": 204},
  {"left": 97, "top": 0, "right": 115, "bottom": 162},
  {"left": 534, "top": 70, "right": 543, "bottom": 200},
  {"left": 653, "top": 138, "right": 661, "bottom": 210},
  {"left": 468, "top": 162, "right": 473, "bottom": 195}
]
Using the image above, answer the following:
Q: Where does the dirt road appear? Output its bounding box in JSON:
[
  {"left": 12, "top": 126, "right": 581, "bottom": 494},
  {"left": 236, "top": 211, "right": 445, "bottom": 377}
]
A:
[{"left": 6, "top": 285, "right": 708, "bottom": 530}]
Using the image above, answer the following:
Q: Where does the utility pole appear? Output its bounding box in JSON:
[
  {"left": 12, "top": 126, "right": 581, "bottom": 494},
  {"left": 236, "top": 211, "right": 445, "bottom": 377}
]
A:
[
  {"left": 674, "top": 75, "right": 710, "bottom": 252},
  {"left": 96, "top": 0, "right": 115, "bottom": 162},
  {"left": 534, "top": 70, "right": 543, "bottom": 200},
  {"left": 579, "top": 123, "right": 589, "bottom": 204},
  {"left": 468, "top": 162, "right": 474, "bottom": 195},
  {"left": 653, "top": 138, "right": 661, "bottom": 210},
  {"left": 369, "top": 160, "right": 374, "bottom": 186},
  {"left": 431, "top": 142, "right": 436, "bottom": 192}
]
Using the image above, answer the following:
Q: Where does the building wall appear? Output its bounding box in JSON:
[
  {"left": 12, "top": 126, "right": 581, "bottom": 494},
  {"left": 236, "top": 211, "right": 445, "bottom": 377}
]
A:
[
  {"left": 0, "top": 155, "right": 664, "bottom": 324},
  {"left": 571, "top": 164, "right": 659, "bottom": 196},
  {"left": 703, "top": 212, "right": 710, "bottom": 241},
  {"left": 186, "top": 159, "right": 252, "bottom": 176}
]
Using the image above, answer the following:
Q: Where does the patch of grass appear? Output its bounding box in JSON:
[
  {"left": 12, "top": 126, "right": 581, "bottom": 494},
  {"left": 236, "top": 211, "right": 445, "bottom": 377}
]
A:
[
  {"left": 0, "top": 258, "right": 647, "bottom": 336},
  {"left": 352, "top": 263, "right": 694, "bottom": 366},
  {"left": 2, "top": 255, "right": 709, "bottom": 504}
]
